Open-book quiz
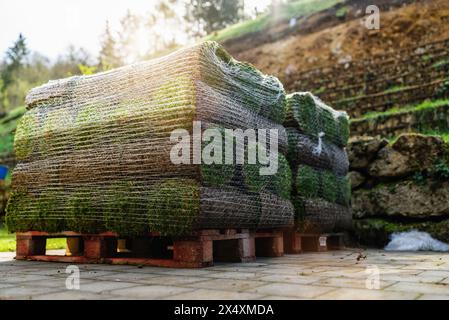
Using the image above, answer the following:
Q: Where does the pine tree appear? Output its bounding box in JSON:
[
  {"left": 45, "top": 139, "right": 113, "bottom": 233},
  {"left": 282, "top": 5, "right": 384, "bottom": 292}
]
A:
[
  {"left": 185, "top": 0, "right": 244, "bottom": 36},
  {"left": 117, "top": 10, "right": 141, "bottom": 65},
  {"left": 98, "top": 21, "right": 122, "bottom": 71},
  {"left": 0, "top": 33, "right": 29, "bottom": 111}
]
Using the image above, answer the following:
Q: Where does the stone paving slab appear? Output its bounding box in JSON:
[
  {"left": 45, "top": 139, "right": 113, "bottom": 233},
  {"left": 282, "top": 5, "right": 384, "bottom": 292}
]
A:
[{"left": 0, "top": 249, "right": 448, "bottom": 300}]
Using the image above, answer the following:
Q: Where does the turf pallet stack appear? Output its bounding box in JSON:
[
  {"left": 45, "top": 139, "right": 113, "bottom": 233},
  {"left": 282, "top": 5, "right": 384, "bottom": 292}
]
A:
[
  {"left": 284, "top": 92, "right": 351, "bottom": 233},
  {"left": 5, "top": 41, "right": 294, "bottom": 237}
]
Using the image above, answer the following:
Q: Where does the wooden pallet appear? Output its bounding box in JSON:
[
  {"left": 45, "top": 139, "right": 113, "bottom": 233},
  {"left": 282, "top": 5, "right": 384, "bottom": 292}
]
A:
[
  {"left": 283, "top": 230, "right": 344, "bottom": 254},
  {"left": 15, "top": 229, "right": 284, "bottom": 268}
]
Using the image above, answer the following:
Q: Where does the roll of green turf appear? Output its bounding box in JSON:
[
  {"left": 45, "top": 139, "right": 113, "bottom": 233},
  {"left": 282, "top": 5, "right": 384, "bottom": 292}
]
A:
[
  {"left": 147, "top": 179, "right": 200, "bottom": 236},
  {"left": 296, "top": 164, "right": 350, "bottom": 207},
  {"left": 243, "top": 144, "right": 292, "bottom": 200},
  {"left": 286, "top": 92, "right": 349, "bottom": 147}
]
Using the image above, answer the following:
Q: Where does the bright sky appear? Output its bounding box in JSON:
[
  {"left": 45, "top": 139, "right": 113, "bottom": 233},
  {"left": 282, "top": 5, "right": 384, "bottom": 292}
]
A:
[{"left": 0, "top": 0, "right": 271, "bottom": 61}]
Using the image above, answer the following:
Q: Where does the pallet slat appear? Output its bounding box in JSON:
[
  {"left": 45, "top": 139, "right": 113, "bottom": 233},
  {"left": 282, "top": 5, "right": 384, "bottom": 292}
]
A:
[
  {"left": 15, "top": 229, "right": 285, "bottom": 268},
  {"left": 283, "top": 230, "right": 344, "bottom": 253}
]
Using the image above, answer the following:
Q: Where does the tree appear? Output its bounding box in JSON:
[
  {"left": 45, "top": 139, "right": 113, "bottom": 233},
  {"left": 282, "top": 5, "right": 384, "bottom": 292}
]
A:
[
  {"left": 98, "top": 21, "right": 122, "bottom": 71},
  {"left": 51, "top": 45, "right": 93, "bottom": 78},
  {"left": 142, "top": 0, "right": 185, "bottom": 58},
  {"left": 117, "top": 10, "right": 141, "bottom": 65},
  {"left": 0, "top": 34, "right": 29, "bottom": 111},
  {"left": 185, "top": 0, "right": 244, "bottom": 37}
]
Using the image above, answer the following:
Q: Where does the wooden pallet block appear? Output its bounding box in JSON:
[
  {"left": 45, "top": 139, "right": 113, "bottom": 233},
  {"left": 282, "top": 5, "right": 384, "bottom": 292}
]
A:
[
  {"left": 15, "top": 229, "right": 256, "bottom": 268},
  {"left": 254, "top": 229, "right": 284, "bottom": 257},
  {"left": 283, "top": 230, "right": 344, "bottom": 253}
]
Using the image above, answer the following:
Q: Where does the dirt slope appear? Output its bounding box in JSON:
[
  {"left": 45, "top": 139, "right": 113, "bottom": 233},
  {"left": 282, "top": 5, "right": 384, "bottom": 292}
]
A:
[{"left": 222, "top": 0, "right": 449, "bottom": 91}]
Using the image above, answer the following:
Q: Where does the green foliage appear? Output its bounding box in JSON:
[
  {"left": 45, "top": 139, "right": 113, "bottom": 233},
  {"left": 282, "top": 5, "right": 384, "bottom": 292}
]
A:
[
  {"left": 78, "top": 64, "right": 97, "bottom": 75},
  {"left": 147, "top": 179, "right": 200, "bottom": 235},
  {"left": 430, "top": 160, "right": 449, "bottom": 181},
  {"left": 432, "top": 59, "right": 449, "bottom": 70},
  {"left": 185, "top": 0, "right": 245, "bottom": 36},
  {"left": 335, "top": 6, "right": 349, "bottom": 19},
  {"left": 355, "top": 99, "right": 449, "bottom": 121},
  {"left": 0, "top": 133, "right": 14, "bottom": 155},
  {"left": 1, "top": 34, "right": 28, "bottom": 110},
  {"left": 412, "top": 171, "right": 426, "bottom": 185},
  {"left": 383, "top": 85, "right": 408, "bottom": 94},
  {"left": 205, "top": 0, "right": 343, "bottom": 43},
  {"left": 435, "top": 80, "right": 449, "bottom": 99},
  {"left": 98, "top": 21, "right": 123, "bottom": 71},
  {"left": 0, "top": 223, "right": 66, "bottom": 252}
]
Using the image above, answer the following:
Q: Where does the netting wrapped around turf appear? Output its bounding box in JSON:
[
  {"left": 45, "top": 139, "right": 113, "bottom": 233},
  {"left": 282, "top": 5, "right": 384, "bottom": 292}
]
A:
[
  {"left": 286, "top": 128, "right": 349, "bottom": 176},
  {"left": 6, "top": 41, "right": 294, "bottom": 236},
  {"left": 285, "top": 92, "right": 349, "bottom": 147},
  {"left": 283, "top": 92, "right": 351, "bottom": 233}
]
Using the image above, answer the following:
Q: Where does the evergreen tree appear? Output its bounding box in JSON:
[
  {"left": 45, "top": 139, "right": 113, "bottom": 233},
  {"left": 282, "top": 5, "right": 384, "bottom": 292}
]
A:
[
  {"left": 185, "top": 0, "right": 244, "bottom": 36},
  {"left": 117, "top": 10, "right": 141, "bottom": 65},
  {"left": 0, "top": 34, "right": 29, "bottom": 111},
  {"left": 98, "top": 21, "right": 122, "bottom": 71}
]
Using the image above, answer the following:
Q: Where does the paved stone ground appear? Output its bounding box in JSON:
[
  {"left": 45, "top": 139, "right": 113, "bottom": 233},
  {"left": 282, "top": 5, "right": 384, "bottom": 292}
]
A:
[{"left": 1, "top": 249, "right": 449, "bottom": 300}]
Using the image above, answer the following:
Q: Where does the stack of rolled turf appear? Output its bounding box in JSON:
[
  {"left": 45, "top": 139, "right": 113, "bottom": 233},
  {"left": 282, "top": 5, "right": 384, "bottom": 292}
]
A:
[
  {"left": 6, "top": 41, "right": 294, "bottom": 236},
  {"left": 284, "top": 92, "right": 351, "bottom": 233}
]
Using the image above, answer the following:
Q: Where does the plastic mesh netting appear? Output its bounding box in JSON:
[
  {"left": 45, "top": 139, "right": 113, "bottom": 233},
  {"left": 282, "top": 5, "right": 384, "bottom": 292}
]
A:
[
  {"left": 6, "top": 41, "right": 294, "bottom": 236},
  {"left": 284, "top": 92, "right": 351, "bottom": 233},
  {"left": 285, "top": 92, "right": 350, "bottom": 147}
]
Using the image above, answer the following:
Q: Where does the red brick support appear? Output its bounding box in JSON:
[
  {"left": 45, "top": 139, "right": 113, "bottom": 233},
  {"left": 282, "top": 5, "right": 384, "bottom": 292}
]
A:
[
  {"left": 83, "top": 235, "right": 117, "bottom": 259},
  {"left": 301, "top": 235, "right": 328, "bottom": 252},
  {"left": 173, "top": 239, "right": 213, "bottom": 265},
  {"left": 255, "top": 232, "right": 284, "bottom": 257},
  {"left": 239, "top": 236, "right": 256, "bottom": 262},
  {"left": 283, "top": 229, "right": 302, "bottom": 254},
  {"left": 131, "top": 237, "right": 152, "bottom": 256},
  {"left": 16, "top": 234, "right": 46, "bottom": 257}
]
